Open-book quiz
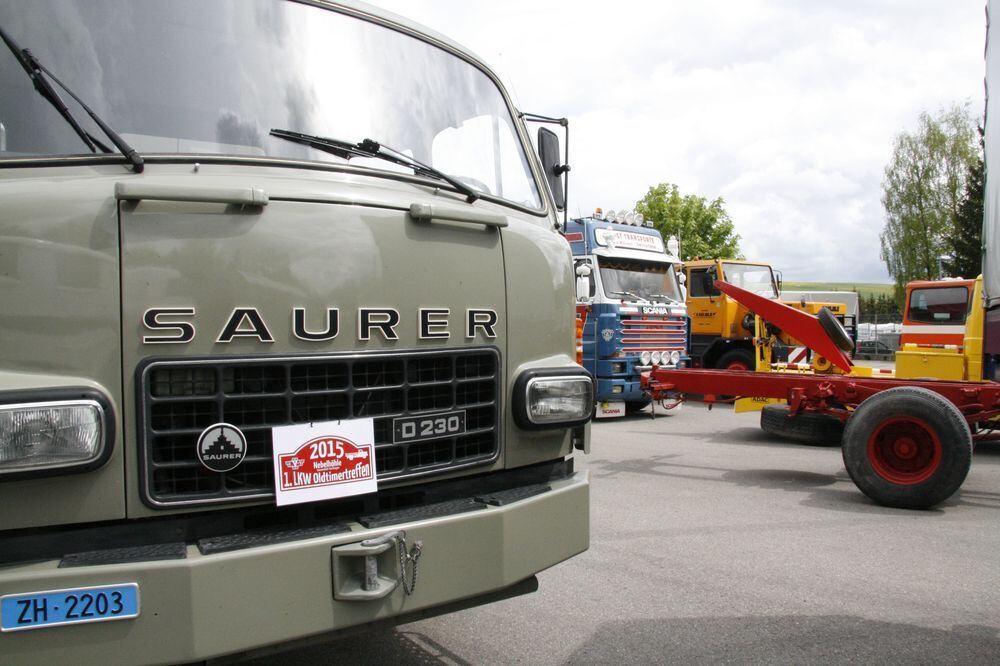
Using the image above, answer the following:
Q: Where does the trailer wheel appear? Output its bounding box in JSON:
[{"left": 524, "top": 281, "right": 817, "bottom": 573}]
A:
[
  {"left": 818, "top": 307, "right": 854, "bottom": 353},
  {"left": 842, "top": 387, "right": 972, "bottom": 509},
  {"left": 716, "top": 349, "right": 754, "bottom": 372},
  {"left": 760, "top": 404, "right": 844, "bottom": 447},
  {"left": 625, "top": 397, "right": 652, "bottom": 415}
]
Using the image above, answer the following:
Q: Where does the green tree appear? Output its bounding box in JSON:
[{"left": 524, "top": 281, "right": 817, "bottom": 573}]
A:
[
  {"left": 880, "top": 104, "right": 978, "bottom": 299},
  {"left": 943, "top": 127, "right": 984, "bottom": 279},
  {"left": 635, "top": 183, "right": 741, "bottom": 261}
]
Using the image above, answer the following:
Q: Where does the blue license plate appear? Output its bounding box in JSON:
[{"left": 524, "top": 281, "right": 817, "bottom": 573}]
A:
[{"left": 1, "top": 583, "right": 139, "bottom": 632}]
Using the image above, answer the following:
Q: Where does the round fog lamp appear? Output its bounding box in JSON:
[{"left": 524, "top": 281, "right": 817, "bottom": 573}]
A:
[
  {"left": 616, "top": 210, "right": 626, "bottom": 224},
  {"left": 604, "top": 209, "right": 617, "bottom": 222},
  {"left": 640, "top": 351, "right": 652, "bottom": 365},
  {"left": 670, "top": 350, "right": 681, "bottom": 365},
  {"left": 624, "top": 212, "right": 635, "bottom": 225},
  {"left": 634, "top": 213, "right": 645, "bottom": 226},
  {"left": 650, "top": 351, "right": 662, "bottom": 365}
]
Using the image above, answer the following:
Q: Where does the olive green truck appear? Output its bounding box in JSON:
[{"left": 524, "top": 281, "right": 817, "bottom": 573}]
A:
[{"left": 0, "top": 2, "right": 592, "bottom": 662}]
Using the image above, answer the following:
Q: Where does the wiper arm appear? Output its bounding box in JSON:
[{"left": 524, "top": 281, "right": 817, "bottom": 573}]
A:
[
  {"left": 269, "top": 129, "right": 479, "bottom": 203},
  {"left": 610, "top": 290, "right": 645, "bottom": 302},
  {"left": 357, "top": 139, "right": 480, "bottom": 204},
  {"left": 269, "top": 129, "right": 370, "bottom": 161},
  {"left": 649, "top": 293, "right": 679, "bottom": 303},
  {"left": 0, "top": 25, "right": 142, "bottom": 172}
]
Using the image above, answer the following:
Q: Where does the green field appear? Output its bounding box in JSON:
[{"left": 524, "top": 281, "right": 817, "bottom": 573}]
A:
[{"left": 781, "top": 281, "right": 894, "bottom": 300}]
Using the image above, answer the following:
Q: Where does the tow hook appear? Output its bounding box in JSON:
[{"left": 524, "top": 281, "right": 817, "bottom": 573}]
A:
[{"left": 332, "top": 530, "right": 423, "bottom": 601}]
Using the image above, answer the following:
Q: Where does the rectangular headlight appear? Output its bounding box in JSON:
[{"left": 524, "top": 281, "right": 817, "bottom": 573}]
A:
[
  {"left": 0, "top": 400, "right": 105, "bottom": 475},
  {"left": 524, "top": 375, "right": 594, "bottom": 426}
]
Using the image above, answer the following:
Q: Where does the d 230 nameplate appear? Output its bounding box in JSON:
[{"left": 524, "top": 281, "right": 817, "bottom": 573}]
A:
[{"left": 271, "top": 418, "right": 377, "bottom": 507}]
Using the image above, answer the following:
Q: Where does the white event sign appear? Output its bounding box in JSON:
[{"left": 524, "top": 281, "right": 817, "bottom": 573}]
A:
[{"left": 271, "top": 418, "right": 377, "bottom": 506}]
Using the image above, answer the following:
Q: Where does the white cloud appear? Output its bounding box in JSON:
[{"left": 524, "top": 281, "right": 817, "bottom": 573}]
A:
[{"left": 372, "top": 0, "right": 985, "bottom": 281}]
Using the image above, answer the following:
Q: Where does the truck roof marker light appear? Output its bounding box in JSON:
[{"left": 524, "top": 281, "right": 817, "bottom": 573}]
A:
[{"left": 595, "top": 207, "right": 603, "bottom": 217}]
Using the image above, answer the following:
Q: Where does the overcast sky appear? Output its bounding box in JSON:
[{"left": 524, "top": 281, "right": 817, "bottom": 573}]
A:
[{"left": 372, "top": 0, "right": 985, "bottom": 283}]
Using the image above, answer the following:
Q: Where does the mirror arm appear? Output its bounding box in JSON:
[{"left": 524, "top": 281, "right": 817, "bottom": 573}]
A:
[{"left": 522, "top": 112, "right": 570, "bottom": 226}]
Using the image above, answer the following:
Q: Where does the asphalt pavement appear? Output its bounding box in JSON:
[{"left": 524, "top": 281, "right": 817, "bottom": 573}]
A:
[{"left": 247, "top": 398, "right": 1000, "bottom": 664}]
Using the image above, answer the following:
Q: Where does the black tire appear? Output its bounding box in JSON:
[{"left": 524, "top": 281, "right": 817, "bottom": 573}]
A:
[
  {"left": 842, "top": 387, "right": 972, "bottom": 510},
  {"left": 760, "top": 404, "right": 844, "bottom": 447},
  {"left": 715, "top": 349, "right": 754, "bottom": 372},
  {"left": 625, "top": 397, "right": 652, "bottom": 414},
  {"left": 818, "top": 307, "right": 854, "bottom": 353}
]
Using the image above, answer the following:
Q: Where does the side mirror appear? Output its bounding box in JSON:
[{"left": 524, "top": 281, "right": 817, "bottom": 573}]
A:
[
  {"left": 774, "top": 270, "right": 783, "bottom": 296},
  {"left": 538, "top": 127, "right": 568, "bottom": 211},
  {"left": 575, "top": 263, "right": 592, "bottom": 301}
]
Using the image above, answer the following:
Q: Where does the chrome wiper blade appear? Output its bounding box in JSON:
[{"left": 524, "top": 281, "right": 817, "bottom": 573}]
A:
[
  {"left": 0, "top": 25, "right": 142, "bottom": 172},
  {"left": 649, "top": 293, "right": 679, "bottom": 303},
  {"left": 269, "top": 129, "right": 480, "bottom": 203}
]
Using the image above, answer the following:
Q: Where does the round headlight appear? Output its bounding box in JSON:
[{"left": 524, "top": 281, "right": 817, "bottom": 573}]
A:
[
  {"left": 634, "top": 213, "right": 645, "bottom": 226},
  {"left": 616, "top": 210, "right": 626, "bottom": 224},
  {"left": 604, "top": 209, "right": 617, "bottom": 222},
  {"left": 670, "top": 350, "right": 681, "bottom": 365},
  {"left": 640, "top": 351, "right": 652, "bottom": 365},
  {"left": 624, "top": 212, "right": 635, "bottom": 225},
  {"left": 650, "top": 351, "right": 662, "bottom": 365}
]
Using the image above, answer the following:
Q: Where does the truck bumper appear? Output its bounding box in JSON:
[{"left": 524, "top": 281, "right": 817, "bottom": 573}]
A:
[{"left": 0, "top": 470, "right": 589, "bottom": 665}]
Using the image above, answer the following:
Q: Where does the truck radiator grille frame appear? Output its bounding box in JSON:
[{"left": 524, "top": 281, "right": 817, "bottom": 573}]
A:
[
  {"left": 136, "top": 348, "right": 501, "bottom": 507},
  {"left": 620, "top": 315, "right": 687, "bottom": 354}
]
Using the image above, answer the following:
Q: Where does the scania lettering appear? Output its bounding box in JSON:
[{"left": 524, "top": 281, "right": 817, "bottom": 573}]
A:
[
  {"left": 0, "top": 2, "right": 591, "bottom": 662},
  {"left": 568, "top": 208, "right": 689, "bottom": 417}
]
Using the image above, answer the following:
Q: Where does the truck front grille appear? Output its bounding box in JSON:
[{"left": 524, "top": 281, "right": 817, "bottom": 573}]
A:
[
  {"left": 621, "top": 315, "right": 687, "bottom": 354},
  {"left": 137, "top": 348, "right": 501, "bottom": 507}
]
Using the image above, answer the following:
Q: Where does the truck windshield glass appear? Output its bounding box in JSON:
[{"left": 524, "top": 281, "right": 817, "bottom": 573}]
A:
[
  {"left": 908, "top": 286, "right": 971, "bottom": 324},
  {"left": 722, "top": 263, "right": 777, "bottom": 298},
  {"left": 0, "top": 0, "right": 541, "bottom": 209},
  {"left": 598, "top": 258, "right": 682, "bottom": 303}
]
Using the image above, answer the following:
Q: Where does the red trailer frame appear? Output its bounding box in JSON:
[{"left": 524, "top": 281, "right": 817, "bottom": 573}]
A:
[{"left": 643, "top": 279, "right": 997, "bottom": 510}]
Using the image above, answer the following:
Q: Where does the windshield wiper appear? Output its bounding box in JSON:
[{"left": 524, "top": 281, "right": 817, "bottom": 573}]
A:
[
  {"left": 270, "top": 129, "right": 479, "bottom": 203},
  {"left": 649, "top": 293, "right": 679, "bottom": 303},
  {"left": 0, "top": 25, "right": 142, "bottom": 172},
  {"left": 610, "top": 290, "right": 645, "bottom": 302}
]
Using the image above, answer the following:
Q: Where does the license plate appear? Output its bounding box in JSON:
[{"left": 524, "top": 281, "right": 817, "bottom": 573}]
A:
[
  {"left": 393, "top": 409, "right": 466, "bottom": 443},
  {"left": 1, "top": 583, "right": 139, "bottom": 632}
]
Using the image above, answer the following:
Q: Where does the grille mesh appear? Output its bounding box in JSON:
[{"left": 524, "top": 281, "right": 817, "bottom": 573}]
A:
[
  {"left": 139, "top": 349, "right": 500, "bottom": 506},
  {"left": 620, "top": 315, "right": 687, "bottom": 354}
]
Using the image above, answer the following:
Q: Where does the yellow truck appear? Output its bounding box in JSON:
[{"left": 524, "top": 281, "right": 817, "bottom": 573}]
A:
[{"left": 683, "top": 258, "right": 851, "bottom": 370}]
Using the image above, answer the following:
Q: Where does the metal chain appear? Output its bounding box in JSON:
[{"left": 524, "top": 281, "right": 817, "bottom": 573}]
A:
[{"left": 395, "top": 534, "right": 423, "bottom": 596}]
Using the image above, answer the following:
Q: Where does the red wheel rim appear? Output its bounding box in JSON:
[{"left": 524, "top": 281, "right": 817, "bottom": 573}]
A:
[
  {"left": 725, "top": 359, "right": 750, "bottom": 371},
  {"left": 866, "top": 416, "right": 942, "bottom": 485}
]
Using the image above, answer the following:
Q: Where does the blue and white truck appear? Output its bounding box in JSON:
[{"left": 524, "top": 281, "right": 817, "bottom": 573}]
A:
[{"left": 567, "top": 209, "right": 689, "bottom": 417}]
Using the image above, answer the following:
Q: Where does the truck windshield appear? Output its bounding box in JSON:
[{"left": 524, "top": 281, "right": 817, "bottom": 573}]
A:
[
  {"left": 0, "top": 0, "right": 541, "bottom": 209},
  {"left": 722, "top": 263, "right": 777, "bottom": 298},
  {"left": 598, "top": 258, "right": 682, "bottom": 303},
  {"left": 907, "top": 286, "right": 971, "bottom": 324}
]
